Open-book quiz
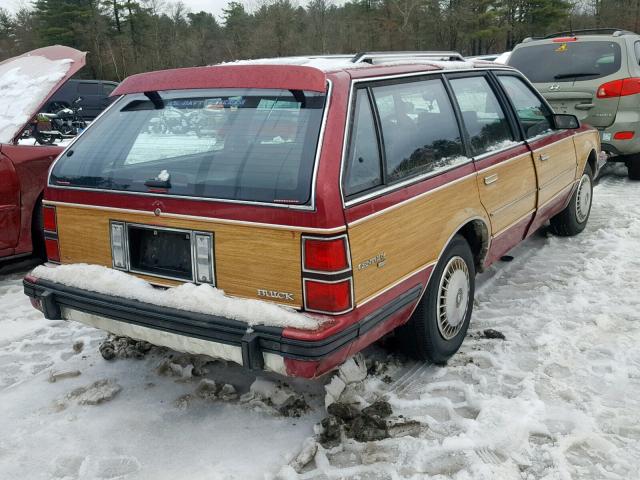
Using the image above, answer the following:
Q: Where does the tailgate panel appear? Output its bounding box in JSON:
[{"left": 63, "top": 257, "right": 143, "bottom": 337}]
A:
[{"left": 53, "top": 204, "right": 304, "bottom": 308}]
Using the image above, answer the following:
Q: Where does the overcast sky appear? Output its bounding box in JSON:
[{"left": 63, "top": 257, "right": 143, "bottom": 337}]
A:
[{"left": 2, "top": 0, "right": 258, "bottom": 21}]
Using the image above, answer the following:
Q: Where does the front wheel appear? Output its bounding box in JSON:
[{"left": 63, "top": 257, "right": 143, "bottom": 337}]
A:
[
  {"left": 549, "top": 163, "right": 593, "bottom": 237},
  {"left": 397, "top": 235, "right": 475, "bottom": 364}
]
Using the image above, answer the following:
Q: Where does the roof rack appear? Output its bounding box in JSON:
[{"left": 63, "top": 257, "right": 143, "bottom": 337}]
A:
[
  {"left": 543, "top": 28, "right": 634, "bottom": 39},
  {"left": 351, "top": 51, "right": 465, "bottom": 64}
]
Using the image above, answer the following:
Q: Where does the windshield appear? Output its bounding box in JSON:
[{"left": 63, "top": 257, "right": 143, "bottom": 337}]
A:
[
  {"left": 509, "top": 41, "right": 622, "bottom": 83},
  {"left": 50, "top": 88, "right": 326, "bottom": 205}
]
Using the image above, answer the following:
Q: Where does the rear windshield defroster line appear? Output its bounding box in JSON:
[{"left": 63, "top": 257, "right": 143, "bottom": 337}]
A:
[{"left": 50, "top": 88, "right": 327, "bottom": 206}]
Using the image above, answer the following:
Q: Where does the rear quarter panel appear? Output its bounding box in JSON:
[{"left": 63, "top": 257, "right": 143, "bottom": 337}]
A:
[{"left": 346, "top": 163, "right": 489, "bottom": 305}]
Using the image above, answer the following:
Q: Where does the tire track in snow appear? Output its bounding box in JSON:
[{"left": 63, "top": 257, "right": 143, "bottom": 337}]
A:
[{"left": 296, "top": 165, "right": 640, "bottom": 479}]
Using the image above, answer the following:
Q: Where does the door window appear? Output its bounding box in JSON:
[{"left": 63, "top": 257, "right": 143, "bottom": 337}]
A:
[
  {"left": 448, "top": 76, "right": 515, "bottom": 155},
  {"left": 371, "top": 79, "right": 465, "bottom": 182},
  {"left": 343, "top": 89, "right": 382, "bottom": 196},
  {"left": 498, "top": 75, "right": 553, "bottom": 139}
]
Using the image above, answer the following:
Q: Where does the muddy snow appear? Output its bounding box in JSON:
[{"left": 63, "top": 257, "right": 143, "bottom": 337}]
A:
[{"left": 0, "top": 164, "right": 639, "bottom": 479}]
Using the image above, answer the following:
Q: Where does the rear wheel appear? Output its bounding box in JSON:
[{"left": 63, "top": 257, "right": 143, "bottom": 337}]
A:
[
  {"left": 628, "top": 155, "right": 640, "bottom": 180},
  {"left": 549, "top": 163, "right": 593, "bottom": 237},
  {"left": 397, "top": 235, "right": 475, "bottom": 364}
]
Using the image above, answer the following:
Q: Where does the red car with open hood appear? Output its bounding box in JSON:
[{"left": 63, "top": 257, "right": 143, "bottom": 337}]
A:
[{"left": 0, "top": 45, "right": 86, "bottom": 261}]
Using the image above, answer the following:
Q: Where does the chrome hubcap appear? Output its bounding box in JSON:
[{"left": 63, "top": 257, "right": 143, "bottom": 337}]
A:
[
  {"left": 576, "top": 173, "right": 592, "bottom": 223},
  {"left": 437, "top": 256, "right": 470, "bottom": 340}
]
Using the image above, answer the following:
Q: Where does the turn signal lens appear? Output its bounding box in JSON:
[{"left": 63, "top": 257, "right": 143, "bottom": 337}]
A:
[
  {"left": 43, "top": 206, "right": 57, "bottom": 233},
  {"left": 45, "top": 238, "right": 60, "bottom": 263},
  {"left": 304, "top": 279, "right": 352, "bottom": 313},
  {"left": 303, "top": 236, "right": 349, "bottom": 272}
]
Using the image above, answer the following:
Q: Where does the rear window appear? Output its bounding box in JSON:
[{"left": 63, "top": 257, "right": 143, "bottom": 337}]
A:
[
  {"left": 50, "top": 89, "right": 326, "bottom": 205},
  {"left": 509, "top": 41, "right": 622, "bottom": 83}
]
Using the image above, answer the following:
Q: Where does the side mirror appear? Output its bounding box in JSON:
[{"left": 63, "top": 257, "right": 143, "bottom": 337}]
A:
[{"left": 552, "top": 113, "right": 580, "bottom": 129}]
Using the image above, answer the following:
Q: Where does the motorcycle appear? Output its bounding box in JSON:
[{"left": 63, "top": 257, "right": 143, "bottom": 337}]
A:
[
  {"left": 22, "top": 97, "right": 88, "bottom": 145},
  {"left": 47, "top": 96, "right": 87, "bottom": 136}
]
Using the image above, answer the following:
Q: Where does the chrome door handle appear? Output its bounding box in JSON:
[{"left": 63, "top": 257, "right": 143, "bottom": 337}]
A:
[
  {"left": 484, "top": 173, "right": 499, "bottom": 185},
  {"left": 539, "top": 154, "right": 550, "bottom": 161}
]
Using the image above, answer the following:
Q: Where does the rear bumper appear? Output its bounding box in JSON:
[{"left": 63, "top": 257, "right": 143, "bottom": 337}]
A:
[{"left": 23, "top": 276, "right": 421, "bottom": 378}]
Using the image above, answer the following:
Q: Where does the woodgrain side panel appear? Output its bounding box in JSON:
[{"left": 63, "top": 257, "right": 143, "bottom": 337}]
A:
[
  {"left": 532, "top": 138, "right": 578, "bottom": 205},
  {"left": 572, "top": 130, "right": 600, "bottom": 176},
  {"left": 55, "top": 206, "right": 303, "bottom": 307},
  {"left": 347, "top": 175, "right": 488, "bottom": 304},
  {"left": 476, "top": 153, "right": 537, "bottom": 233}
]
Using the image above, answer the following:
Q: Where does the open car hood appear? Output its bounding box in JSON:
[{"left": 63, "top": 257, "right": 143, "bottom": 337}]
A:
[{"left": 0, "top": 45, "right": 86, "bottom": 144}]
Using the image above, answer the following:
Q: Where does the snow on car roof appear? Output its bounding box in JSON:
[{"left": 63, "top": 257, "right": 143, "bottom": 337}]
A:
[
  {"left": 224, "top": 56, "right": 482, "bottom": 72},
  {"left": 112, "top": 55, "right": 512, "bottom": 96}
]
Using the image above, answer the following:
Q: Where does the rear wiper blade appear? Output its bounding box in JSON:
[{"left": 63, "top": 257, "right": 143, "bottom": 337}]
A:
[{"left": 553, "top": 72, "right": 599, "bottom": 79}]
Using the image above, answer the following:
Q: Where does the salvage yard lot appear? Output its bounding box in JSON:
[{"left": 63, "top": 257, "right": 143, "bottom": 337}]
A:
[{"left": 0, "top": 164, "right": 638, "bottom": 480}]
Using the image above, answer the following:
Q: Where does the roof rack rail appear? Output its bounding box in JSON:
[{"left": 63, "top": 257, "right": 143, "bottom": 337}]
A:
[
  {"left": 543, "top": 28, "right": 634, "bottom": 39},
  {"left": 351, "top": 51, "right": 465, "bottom": 64}
]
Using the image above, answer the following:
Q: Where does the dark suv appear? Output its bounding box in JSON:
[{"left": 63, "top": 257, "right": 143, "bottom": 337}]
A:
[{"left": 46, "top": 79, "right": 119, "bottom": 120}]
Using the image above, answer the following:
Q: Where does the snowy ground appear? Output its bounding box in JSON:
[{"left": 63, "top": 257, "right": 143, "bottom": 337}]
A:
[{"left": 0, "top": 164, "right": 638, "bottom": 479}]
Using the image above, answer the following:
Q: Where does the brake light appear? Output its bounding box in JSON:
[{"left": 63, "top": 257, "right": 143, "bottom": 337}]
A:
[
  {"left": 552, "top": 36, "right": 577, "bottom": 42},
  {"left": 614, "top": 131, "right": 635, "bottom": 140},
  {"left": 42, "top": 205, "right": 60, "bottom": 263},
  {"left": 301, "top": 234, "right": 353, "bottom": 314},
  {"left": 303, "top": 236, "right": 350, "bottom": 272},
  {"left": 597, "top": 78, "right": 640, "bottom": 98},
  {"left": 43, "top": 205, "right": 57, "bottom": 233},
  {"left": 45, "top": 238, "right": 60, "bottom": 262},
  {"left": 304, "top": 279, "right": 352, "bottom": 313}
]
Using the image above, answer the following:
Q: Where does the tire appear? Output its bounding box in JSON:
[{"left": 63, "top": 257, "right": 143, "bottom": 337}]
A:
[
  {"left": 31, "top": 200, "right": 46, "bottom": 260},
  {"left": 628, "top": 156, "right": 640, "bottom": 180},
  {"left": 397, "top": 235, "right": 475, "bottom": 364},
  {"left": 549, "top": 163, "right": 593, "bottom": 237}
]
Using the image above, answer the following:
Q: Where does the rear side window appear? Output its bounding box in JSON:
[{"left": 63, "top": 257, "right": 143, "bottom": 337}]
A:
[
  {"left": 102, "top": 83, "right": 116, "bottom": 95},
  {"left": 77, "top": 82, "right": 100, "bottom": 94},
  {"left": 50, "top": 88, "right": 326, "bottom": 205},
  {"left": 448, "top": 76, "right": 515, "bottom": 155},
  {"left": 343, "top": 90, "right": 382, "bottom": 196},
  {"left": 498, "top": 75, "right": 553, "bottom": 139},
  {"left": 509, "top": 41, "right": 622, "bottom": 83},
  {"left": 372, "top": 79, "right": 465, "bottom": 182}
]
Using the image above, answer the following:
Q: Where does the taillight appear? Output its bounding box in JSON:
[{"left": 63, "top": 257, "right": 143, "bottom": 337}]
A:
[
  {"left": 304, "top": 279, "right": 353, "bottom": 313},
  {"left": 303, "top": 236, "right": 350, "bottom": 273},
  {"left": 43, "top": 205, "right": 60, "bottom": 263},
  {"left": 45, "top": 238, "right": 60, "bottom": 262},
  {"left": 597, "top": 78, "right": 640, "bottom": 98},
  {"left": 301, "top": 234, "right": 353, "bottom": 314},
  {"left": 43, "top": 205, "right": 57, "bottom": 233}
]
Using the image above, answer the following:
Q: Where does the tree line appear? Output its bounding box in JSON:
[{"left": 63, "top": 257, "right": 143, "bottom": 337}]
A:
[{"left": 0, "top": 0, "right": 638, "bottom": 82}]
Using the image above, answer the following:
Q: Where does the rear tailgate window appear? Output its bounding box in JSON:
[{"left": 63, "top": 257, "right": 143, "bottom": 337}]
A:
[
  {"left": 50, "top": 88, "right": 326, "bottom": 205},
  {"left": 509, "top": 41, "right": 622, "bottom": 83}
]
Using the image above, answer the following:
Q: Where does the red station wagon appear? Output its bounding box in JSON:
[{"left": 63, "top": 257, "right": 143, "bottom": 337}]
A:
[
  {"left": 24, "top": 52, "right": 600, "bottom": 378},
  {"left": 0, "top": 46, "right": 86, "bottom": 262}
]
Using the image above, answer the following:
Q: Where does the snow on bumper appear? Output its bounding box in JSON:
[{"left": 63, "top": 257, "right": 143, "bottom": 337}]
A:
[{"left": 22, "top": 275, "right": 366, "bottom": 377}]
